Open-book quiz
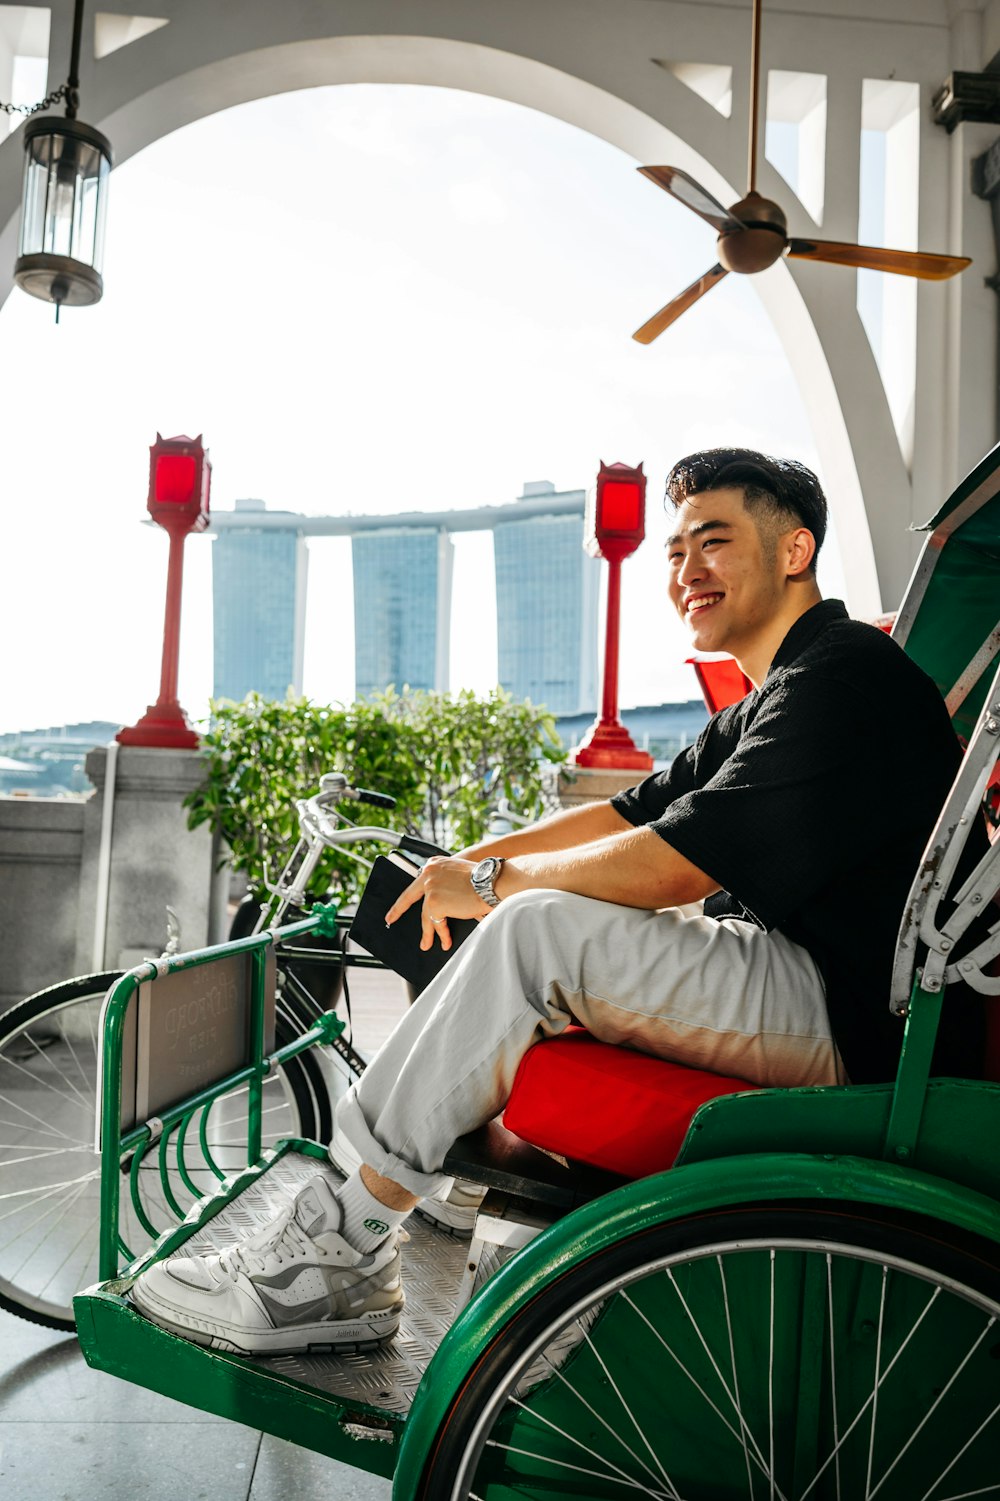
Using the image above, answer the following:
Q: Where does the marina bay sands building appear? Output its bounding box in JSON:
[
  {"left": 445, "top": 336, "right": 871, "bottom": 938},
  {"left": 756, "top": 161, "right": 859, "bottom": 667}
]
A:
[{"left": 210, "top": 483, "right": 599, "bottom": 715}]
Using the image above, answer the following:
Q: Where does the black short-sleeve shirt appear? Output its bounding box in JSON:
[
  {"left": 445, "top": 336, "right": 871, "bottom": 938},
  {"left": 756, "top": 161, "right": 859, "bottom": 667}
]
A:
[{"left": 611, "top": 599, "right": 984, "bottom": 1084}]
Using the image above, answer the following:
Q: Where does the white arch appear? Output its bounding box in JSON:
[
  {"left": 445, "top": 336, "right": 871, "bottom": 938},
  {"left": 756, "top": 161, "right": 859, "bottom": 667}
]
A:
[{"left": 0, "top": 26, "right": 922, "bottom": 612}]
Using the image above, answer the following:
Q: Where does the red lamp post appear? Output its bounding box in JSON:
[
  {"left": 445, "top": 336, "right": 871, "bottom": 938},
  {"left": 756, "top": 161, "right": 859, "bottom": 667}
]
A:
[
  {"left": 117, "top": 434, "right": 211, "bottom": 750},
  {"left": 572, "top": 461, "right": 654, "bottom": 770}
]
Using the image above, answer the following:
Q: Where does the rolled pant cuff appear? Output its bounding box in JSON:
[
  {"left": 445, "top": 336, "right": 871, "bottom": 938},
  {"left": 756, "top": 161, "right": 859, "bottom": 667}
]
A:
[{"left": 335, "top": 1092, "right": 455, "bottom": 1201}]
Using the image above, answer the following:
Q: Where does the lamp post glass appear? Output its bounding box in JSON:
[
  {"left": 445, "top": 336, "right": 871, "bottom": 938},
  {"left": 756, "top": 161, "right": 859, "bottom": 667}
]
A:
[
  {"left": 15, "top": 116, "right": 112, "bottom": 308},
  {"left": 148, "top": 434, "right": 212, "bottom": 532},
  {"left": 585, "top": 462, "right": 647, "bottom": 561},
  {"left": 574, "top": 460, "right": 653, "bottom": 770},
  {"left": 117, "top": 436, "right": 211, "bottom": 749}
]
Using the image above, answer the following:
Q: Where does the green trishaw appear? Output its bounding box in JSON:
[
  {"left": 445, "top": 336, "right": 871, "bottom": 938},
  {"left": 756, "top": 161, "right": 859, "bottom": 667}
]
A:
[{"left": 70, "top": 446, "right": 1000, "bottom": 1500}]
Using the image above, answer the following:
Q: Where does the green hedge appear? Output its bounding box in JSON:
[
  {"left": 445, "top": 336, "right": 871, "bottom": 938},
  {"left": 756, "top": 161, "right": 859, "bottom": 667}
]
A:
[{"left": 185, "top": 687, "right": 565, "bottom": 904}]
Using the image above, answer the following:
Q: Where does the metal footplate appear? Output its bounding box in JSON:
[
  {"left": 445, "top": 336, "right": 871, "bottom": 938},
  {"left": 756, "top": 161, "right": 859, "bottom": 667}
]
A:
[{"left": 74, "top": 1145, "right": 477, "bottom": 1476}]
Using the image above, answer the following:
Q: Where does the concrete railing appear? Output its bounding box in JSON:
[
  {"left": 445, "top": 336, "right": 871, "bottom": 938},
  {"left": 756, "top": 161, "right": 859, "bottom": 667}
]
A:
[
  {"left": 0, "top": 795, "right": 86, "bottom": 1011},
  {"left": 0, "top": 751, "right": 640, "bottom": 1014},
  {"left": 0, "top": 744, "right": 228, "bottom": 1013}
]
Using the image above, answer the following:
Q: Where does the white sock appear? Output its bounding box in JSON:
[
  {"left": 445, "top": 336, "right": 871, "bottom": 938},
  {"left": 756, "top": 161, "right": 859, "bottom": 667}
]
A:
[{"left": 337, "top": 1169, "right": 410, "bottom": 1253}]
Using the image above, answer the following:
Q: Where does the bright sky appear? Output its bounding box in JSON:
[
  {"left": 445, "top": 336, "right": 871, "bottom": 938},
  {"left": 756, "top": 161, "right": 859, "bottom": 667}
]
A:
[{"left": 0, "top": 83, "right": 842, "bottom": 736}]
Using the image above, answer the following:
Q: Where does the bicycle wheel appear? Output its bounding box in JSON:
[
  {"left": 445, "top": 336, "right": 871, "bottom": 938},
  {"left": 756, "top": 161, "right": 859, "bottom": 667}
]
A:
[
  {"left": 0, "top": 974, "right": 321, "bottom": 1331},
  {"left": 414, "top": 1202, "right": 1000, "bottom": 1501}
]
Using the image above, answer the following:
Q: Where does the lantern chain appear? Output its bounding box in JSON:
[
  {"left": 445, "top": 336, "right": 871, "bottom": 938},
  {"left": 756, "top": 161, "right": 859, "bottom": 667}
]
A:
[{"left": 0, "top": 83, "right": 73, "bottom": 117}]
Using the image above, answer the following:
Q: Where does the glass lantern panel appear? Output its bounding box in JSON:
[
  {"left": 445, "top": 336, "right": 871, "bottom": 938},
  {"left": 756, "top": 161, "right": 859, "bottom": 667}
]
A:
[
  {"left": 18, "top": 132, "right": 53, "bottom": 256},
  {"left": 44, "top": 162, "right": 76, "bottom": 258},
  {"left": 91, "top": 158, "right": 110, "bottom": 272},
  {"left": 71, "top": 142, "right": 105, "bottom": 269},
  {"left": 155, "top": 455, "right": 197, "bottom": 505},
  {"left": 599, "top": 480, "right": 643, "bottom": 532}
]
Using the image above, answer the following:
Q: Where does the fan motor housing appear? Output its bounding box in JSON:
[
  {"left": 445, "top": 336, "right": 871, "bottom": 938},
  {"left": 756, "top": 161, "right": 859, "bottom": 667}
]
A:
[
  {"left": 717, "top": 226, "right": 786, "bottom": 273},
  {"left": 718, "top": 192, "right": 788, "bottom": 273}
]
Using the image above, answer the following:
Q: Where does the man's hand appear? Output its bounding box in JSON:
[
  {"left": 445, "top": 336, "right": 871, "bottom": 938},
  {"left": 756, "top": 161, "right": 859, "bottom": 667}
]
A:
[{"left": 385, "top": 857, "right": 492, "bottom": 953}]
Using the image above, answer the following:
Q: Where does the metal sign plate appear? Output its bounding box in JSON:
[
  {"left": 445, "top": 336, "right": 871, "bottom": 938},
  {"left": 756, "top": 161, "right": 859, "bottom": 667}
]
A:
[{"left": 128, "top": 950, "right": 276, "bottom": 1130}]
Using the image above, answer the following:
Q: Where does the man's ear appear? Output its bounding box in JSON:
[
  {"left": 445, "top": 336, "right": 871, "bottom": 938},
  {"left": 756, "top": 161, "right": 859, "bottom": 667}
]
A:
[{"left": 785, "top": 527, "right": 816, "bottom": 579}]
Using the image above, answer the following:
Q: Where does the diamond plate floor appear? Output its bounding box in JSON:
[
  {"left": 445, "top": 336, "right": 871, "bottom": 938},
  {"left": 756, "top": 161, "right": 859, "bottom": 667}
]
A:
[{"left": 179, "top": 1148, "right": 470, "bottom": 1415}]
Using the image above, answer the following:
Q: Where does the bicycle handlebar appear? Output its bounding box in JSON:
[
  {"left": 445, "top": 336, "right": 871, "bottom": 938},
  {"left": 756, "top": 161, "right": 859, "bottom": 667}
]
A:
[{"left": 319, "top": 772, "right": 396, "bottom": 811}]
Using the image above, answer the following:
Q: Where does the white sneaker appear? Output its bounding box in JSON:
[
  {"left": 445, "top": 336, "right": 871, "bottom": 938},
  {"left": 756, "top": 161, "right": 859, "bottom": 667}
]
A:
[
  {"left": 416, "top": 1179, "right": 487, "bottom": 1237},
  {"left": 131, "top": 1174, "right": 403, "bottom": 1356},
  {"left": 329, "top": 1130, "right": 485, "bottom": 1238}
]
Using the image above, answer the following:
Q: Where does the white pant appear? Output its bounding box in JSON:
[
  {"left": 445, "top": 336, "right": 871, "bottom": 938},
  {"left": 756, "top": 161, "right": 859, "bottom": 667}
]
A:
[{"left": 335, "top": 889, "right": 844, "bottom": 1199}]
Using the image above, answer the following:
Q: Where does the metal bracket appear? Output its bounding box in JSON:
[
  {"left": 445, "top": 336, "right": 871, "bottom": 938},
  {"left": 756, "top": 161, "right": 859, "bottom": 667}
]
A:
[
  {"left": 933, "top": 71, "right": 1000, "bottom": 133},
  {"left": 309, "top": 900, "right": 341, "bottom": 937}
]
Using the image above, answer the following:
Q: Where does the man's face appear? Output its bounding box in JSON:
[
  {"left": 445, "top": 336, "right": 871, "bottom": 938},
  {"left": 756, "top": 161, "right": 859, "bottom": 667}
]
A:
[{"left": 667, "top": 486, "right": 791, "bottom": 658}]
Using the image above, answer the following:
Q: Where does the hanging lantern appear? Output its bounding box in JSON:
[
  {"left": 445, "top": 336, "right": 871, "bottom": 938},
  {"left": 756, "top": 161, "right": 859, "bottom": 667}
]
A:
[
  {"left": 14, "top": 116, "right": 112, "bottom": 310},
  {"left": 8, "top": 0, "right": 113, "bottom": 317}
]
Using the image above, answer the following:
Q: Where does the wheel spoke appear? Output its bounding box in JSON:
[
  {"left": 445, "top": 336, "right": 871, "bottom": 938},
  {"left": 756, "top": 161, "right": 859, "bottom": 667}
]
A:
[
  {"left": 55, "top": 1025, "right": 101, "bottom": 1105},
  {"left": 0, "top": 1091, "right": 88, "bottom": 1144},
  {"left": 717, "top": 1254, "right": 757, "bottom": 1501},
  {"left": 8, "top": 1174, "right": 93, "bottom": 1288},
  {"left": 621, "top": 1286, "right": 784, "bottom": 1496},
  {"left": 509, "top": 1386, "right": 681, "bottom": 1499},
  {"left": 797, "top": 1284, "right": 943, "bottom": 1501},
  {"left": 935, "top": 1486, "right": 1000, "bottom": 1500},
  {"left": 921, "top": 1404, "right": 1000, "bottom": 1500},
  {"left": 577, "top": 1325, "right": 683, "bottom": 1498},
  {"left": 535, "top": 1343, "right": 685, "bottom": 1494},
  {"left": 864, "top": 1263, "right": 889, "bottom": 1499},
  {"left": 768, "top": 1249, "right": 776, "bottom": 1501},
  {"left": 0, "top": 1048, "right": 95, "bottom": 1123},
  {"left": 13, "top": 1031, "right": 96, "bottom": 1115},
  {"left": 37, "top": 1203, "right": 101, "bottom": 1298},
  {"left": 869, "top": 1318, "right": 997, "bottom": 1499},
  {"left": 484, "top": 1436, "right": 674, "bottom": 1496},
  {"left": 0, "top": 1171, "right": 100, "bottom": 1216},
  {"left": 823, "top": 1251, "right": 843, "bottom": 1501}
]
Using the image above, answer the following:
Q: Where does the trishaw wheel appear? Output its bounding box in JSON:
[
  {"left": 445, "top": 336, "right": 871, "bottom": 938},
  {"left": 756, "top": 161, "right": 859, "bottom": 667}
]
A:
[
  {"left": 415, "top": 1201, "right": 1000, "bottom": 1501},
  {"left": 0, "top": 976, "right": 322, "bottom": 1330}
]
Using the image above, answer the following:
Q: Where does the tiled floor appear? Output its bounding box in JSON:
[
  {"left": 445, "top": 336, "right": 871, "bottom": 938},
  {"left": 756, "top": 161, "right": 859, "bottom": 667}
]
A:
[{"left": 0, "top": 968, "right": 408, "bottom": 1501}]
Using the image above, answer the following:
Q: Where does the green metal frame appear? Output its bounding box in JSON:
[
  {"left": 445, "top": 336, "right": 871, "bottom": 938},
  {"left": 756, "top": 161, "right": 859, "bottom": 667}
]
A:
[{"left": 95, "top": 904, "right": 344, "bottom": 1281}]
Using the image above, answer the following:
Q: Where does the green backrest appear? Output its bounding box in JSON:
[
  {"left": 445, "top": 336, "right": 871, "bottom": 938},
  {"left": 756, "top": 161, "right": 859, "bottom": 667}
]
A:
[{"left": 893, "top": 441, "right": 1000, "bottom": 742}]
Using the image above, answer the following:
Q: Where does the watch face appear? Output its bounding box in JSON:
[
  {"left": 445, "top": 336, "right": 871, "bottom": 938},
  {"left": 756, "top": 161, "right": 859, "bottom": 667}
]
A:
[{"left": 473, "top": 857, "right": 499, "bottom": 883}]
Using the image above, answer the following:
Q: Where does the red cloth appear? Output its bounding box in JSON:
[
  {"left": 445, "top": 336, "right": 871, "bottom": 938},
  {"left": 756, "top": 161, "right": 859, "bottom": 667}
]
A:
[{"left": 503, "top": 1028, "right": 756, "bottom": 1178}]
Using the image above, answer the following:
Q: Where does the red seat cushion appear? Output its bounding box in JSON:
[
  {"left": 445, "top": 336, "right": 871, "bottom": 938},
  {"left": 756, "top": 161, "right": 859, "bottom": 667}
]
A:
[{"left": 503, "top": 1028, "right": 756, "bottom": 1178}]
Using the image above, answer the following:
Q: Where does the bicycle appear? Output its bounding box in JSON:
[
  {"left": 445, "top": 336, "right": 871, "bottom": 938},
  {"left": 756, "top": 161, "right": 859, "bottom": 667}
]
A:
[{"left": 0, "top": 773, "right": 434, "bottom": 1331}]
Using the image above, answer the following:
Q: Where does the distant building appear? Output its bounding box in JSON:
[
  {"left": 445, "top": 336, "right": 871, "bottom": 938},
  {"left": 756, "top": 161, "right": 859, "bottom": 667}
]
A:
[
  {"left": 208, "top": 483, "right": 595, "bottom": 709},
  {"left": 352, "top": 527, "right": 453, "bottom": 698},
  {"left": 212, "top": 498, "right": 308, "bottom": 703},
  {"left": 0, "top": 721, "right": 121, "bottom": 796},
  {"left": 494, "top": 483, "right": 599, "bottom": 715}
]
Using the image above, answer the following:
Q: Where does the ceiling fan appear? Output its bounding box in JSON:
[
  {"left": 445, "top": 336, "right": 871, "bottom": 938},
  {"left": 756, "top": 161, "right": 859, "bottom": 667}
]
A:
[{"left": 633, "top": 0, "right": 971, "bottom": 344}]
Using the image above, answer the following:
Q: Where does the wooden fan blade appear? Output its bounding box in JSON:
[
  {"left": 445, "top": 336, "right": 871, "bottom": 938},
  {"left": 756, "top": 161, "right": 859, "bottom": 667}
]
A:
[
  {"left": 786, "top": 238, "right": 971, "bottom": 281},
  {"left": 638, "top": 166, "right": 745, "bottom": 234},
  {"left": 632, "top": 264, "right": 729, "bottom": 344}
]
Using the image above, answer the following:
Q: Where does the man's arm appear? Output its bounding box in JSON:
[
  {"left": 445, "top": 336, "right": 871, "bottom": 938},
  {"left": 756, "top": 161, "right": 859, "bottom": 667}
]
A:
[
  {"left": 498, "top": 826, "right": 718, "bottom": 909},
  {"left": 457, "top": 798, "right": 633, "bottom": 862},
  {"left": 388, "top": 823, "right": 719, "bottom": 951}
]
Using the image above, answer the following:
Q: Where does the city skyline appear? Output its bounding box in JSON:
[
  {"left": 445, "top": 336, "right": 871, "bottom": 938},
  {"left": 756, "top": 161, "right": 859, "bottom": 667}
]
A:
[{"left": 211, "top": 483, "right": 600, "bottom": 715}]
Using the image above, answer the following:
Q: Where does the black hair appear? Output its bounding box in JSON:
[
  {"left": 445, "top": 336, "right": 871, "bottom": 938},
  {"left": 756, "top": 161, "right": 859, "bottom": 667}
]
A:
[{"left": 664, "top": 447, "right": 828, "bottom": 569}]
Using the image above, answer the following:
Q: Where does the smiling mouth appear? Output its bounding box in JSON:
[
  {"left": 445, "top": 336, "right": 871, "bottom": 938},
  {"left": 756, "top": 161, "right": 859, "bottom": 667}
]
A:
[{"left": 686, "top": 593, "right": 724, "bottom": 615}]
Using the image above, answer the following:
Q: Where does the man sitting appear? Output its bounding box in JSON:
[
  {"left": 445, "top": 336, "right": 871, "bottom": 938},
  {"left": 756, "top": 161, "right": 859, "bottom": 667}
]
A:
[{"left": 132, "top": 448, "right": 981, "bottom": 1356}]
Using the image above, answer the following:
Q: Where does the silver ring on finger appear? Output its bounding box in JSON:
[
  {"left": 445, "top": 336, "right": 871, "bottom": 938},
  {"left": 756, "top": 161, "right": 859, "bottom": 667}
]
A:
[{"left": 430, "top": 916, "right": 445, "bottom": 924}]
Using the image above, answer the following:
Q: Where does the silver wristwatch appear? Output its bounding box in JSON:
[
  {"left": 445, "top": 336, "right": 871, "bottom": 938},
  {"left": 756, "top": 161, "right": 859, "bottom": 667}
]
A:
[{"left": 471, "top": 855, "right": 505, "bottom": 908}]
